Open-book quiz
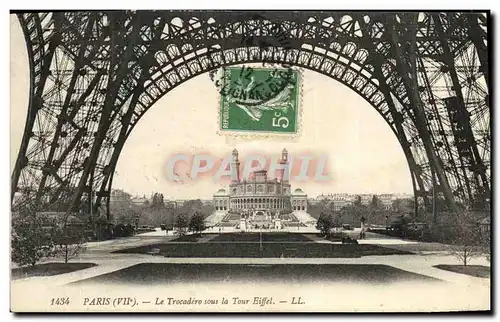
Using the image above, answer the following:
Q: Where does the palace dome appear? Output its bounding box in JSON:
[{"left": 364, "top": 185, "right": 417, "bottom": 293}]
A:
[
  {"left": 214, "top": 188, "right": 228, "bottom": 196},
  {"left": 293, "top": 188, "right": 307, "bottom": 196}
]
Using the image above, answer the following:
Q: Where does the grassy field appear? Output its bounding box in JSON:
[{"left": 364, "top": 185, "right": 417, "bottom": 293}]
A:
[
  {"left": 72, "top": 263, "right": 442, "bottom": 285},
  {"left": 12, "top": 262, "right": 97, "bottom": 280},
  {"left": 115, "top": 242, "right": 412, "bottom": 258},
  {"left": 209, "top": 232, "right": 314, "bottom": 242},
  {"left": 169, "top": 234, "right": 218, "bottom": 242},
  {"left": 434, "top": 265, "right": 490, "bottom": 278}
]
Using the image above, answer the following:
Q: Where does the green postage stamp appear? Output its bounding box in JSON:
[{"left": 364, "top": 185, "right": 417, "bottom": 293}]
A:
[{"left": 218, "top": 65, "right": 301, "bottom": 135}]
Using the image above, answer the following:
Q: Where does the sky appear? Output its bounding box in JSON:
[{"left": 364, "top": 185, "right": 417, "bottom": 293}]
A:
[{"left": 9, "top": 16, "right": 413, "bottom": 200}]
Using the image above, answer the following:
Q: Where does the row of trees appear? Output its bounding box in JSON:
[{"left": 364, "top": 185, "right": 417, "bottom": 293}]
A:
[
  {"left": 109, "top": 190, "right": 214, "bottom": 229},
  {"left": 172, "top": 212, "right": 206, "bottom": 236},
  {"left": 308, "top": 195, "right": 420, "bottom": 227},
  {"left": 312, "top": 194, "right": 490, "bottom": 266}
]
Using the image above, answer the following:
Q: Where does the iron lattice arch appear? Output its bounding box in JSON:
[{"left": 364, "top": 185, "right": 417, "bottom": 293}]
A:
[{"left": 12, "top": 11, "right": 490, "bottom": 217}]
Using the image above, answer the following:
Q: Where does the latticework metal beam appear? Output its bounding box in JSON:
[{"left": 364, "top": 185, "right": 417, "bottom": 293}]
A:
[{"left": 12, "top": 11, "right": 490, "bottom": 217}]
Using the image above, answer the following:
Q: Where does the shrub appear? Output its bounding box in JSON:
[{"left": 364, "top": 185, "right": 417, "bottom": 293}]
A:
[
  {"left": 11, "top": 213, "right": 56, "bottom": 267},
  {"left": 124, "top": 224, "right": 135, "bottom": 236},
  {"left": 114, "top": 223, "right": 126, "bottom": 237},
  {"left": 326, "top": 232, "right": 348, "bottom": 241},
  {"left": 316, "top": 212, "right": 335, "bottom": 237}
]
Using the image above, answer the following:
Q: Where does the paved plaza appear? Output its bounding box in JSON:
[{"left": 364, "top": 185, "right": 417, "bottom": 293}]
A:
[{"left": 11, "top": 229, "right": 491, "bottom": 312}]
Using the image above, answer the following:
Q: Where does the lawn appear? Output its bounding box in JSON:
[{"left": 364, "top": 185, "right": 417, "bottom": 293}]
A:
[
  {"left": 209, "top": 232, "right": 314, "bottom": 242},
  {"left": 11, "top": 262, "right": 97, "bottom": 280},
  {"left": 72, "top": 263, "right": 442, "bottom": 285},
  {"left": 434, "top": 265, "right": 490, "bottom": 279},
  {"left": 169, "top": 234, "right": 205, "bottom": 242},
  {"left": 115, "top": 242, "right": 412, "bottom": 258}
]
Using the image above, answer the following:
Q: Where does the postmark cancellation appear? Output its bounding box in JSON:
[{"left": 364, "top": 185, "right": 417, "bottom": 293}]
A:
[{"left": 215, "top": 64, "right": 303, "bottom": 138}]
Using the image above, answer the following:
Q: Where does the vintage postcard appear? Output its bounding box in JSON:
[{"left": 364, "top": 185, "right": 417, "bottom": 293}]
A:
[{"left": 10, "top": 10, "right": 491, "bottom": 313}]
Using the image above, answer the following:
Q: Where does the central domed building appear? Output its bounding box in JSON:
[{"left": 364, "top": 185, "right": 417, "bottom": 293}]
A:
[{"left": 212, "top": 149, "right": 308, "bottom": 228}]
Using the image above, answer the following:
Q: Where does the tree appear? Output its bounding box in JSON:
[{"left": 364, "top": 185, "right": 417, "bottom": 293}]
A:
[
  {"left": 175, "top": 214, "right": 189, "bottom": 236},
  {"left": 188, "top": 212, "right": 206, "bottom": 236},
  {"left": 328, "top": 201, "right": 335, "bottom": 213},
  {"left": 53, "top": 214, "right": 87, "bottom": 264},
  {"left": 110, "top": 189, "right": 141, "bottom": 226},
  {"left": 114, "top": 206, "right": 141, "bottom": 226},
  {"left": 367, "top": 195, "right": 382, "bottom": 222},
  {"left": 451, "top": 213, "right": 482, "bottom": 266},
  {"left": 315, "top": 212, "right": 334, "bottom": 237},
  {"left": 11, "top": 212, "right": 56, "bottom": 267},
  {"left": 307, "top": 199, "right": 338, "bottom": 219},
  {"left": 151, "top": 193, "right": 165, "bottom": 208},
  {"left": 392, "top": 198, "right": 416, "bottom": 215},
  {"left": 353, "top": 195, "right": 362, "bottom": 206},
  {"left": 340, "top": 198, "right": 368, "bottom": 226},
  {"left": 139, "top": 206, "right": 171, "bottom": 227},
  {"left": 370, "top": 195, "right": 381, "bottom": 209},
  {"left": 392, "top": 199, "right": 403, "bottom": 212},
  {"left": 181, "top": 199, "right": 204, "bottom": 216}
]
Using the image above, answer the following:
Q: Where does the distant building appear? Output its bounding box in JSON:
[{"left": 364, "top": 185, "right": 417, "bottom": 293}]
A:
[
  {"left": 332, "top": 193, "right": 354, "bottom": 211},
  {"left": 360, "top": 194, "right": 373, "bottom": 206},
  {"left": 170, "top": 199, "right": 212, "bottom": 208},
  {"left": 173, "top": 200, "right": 186, "bottom": 207},
  {"left": 213, "top": 189, "right": 229, "bottom": 211},
  {"left": 291, "top": 188, "right": 308, "bottom": 211},
  {"left": 165, "top": 201, "right": 177, "bottom": 208},
  {"left": 131, "top": 196, "right": 149, "bottom": 206},
  {"left": 310, "top": 192, "right": 413, "bottom": 211},
  {"left": 110, "top": 189, "right": 131, "bottom": 203},
  {"left": 212, "top": 148, "right": 307, "bottom": 219},
  {"left": 379, "top": 194, "right": 395, "bottom": 210}
]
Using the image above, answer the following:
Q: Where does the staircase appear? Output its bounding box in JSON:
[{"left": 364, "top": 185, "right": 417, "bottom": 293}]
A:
[{"left": 293, "top": 210, "right": 317, "bottom": 225}]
